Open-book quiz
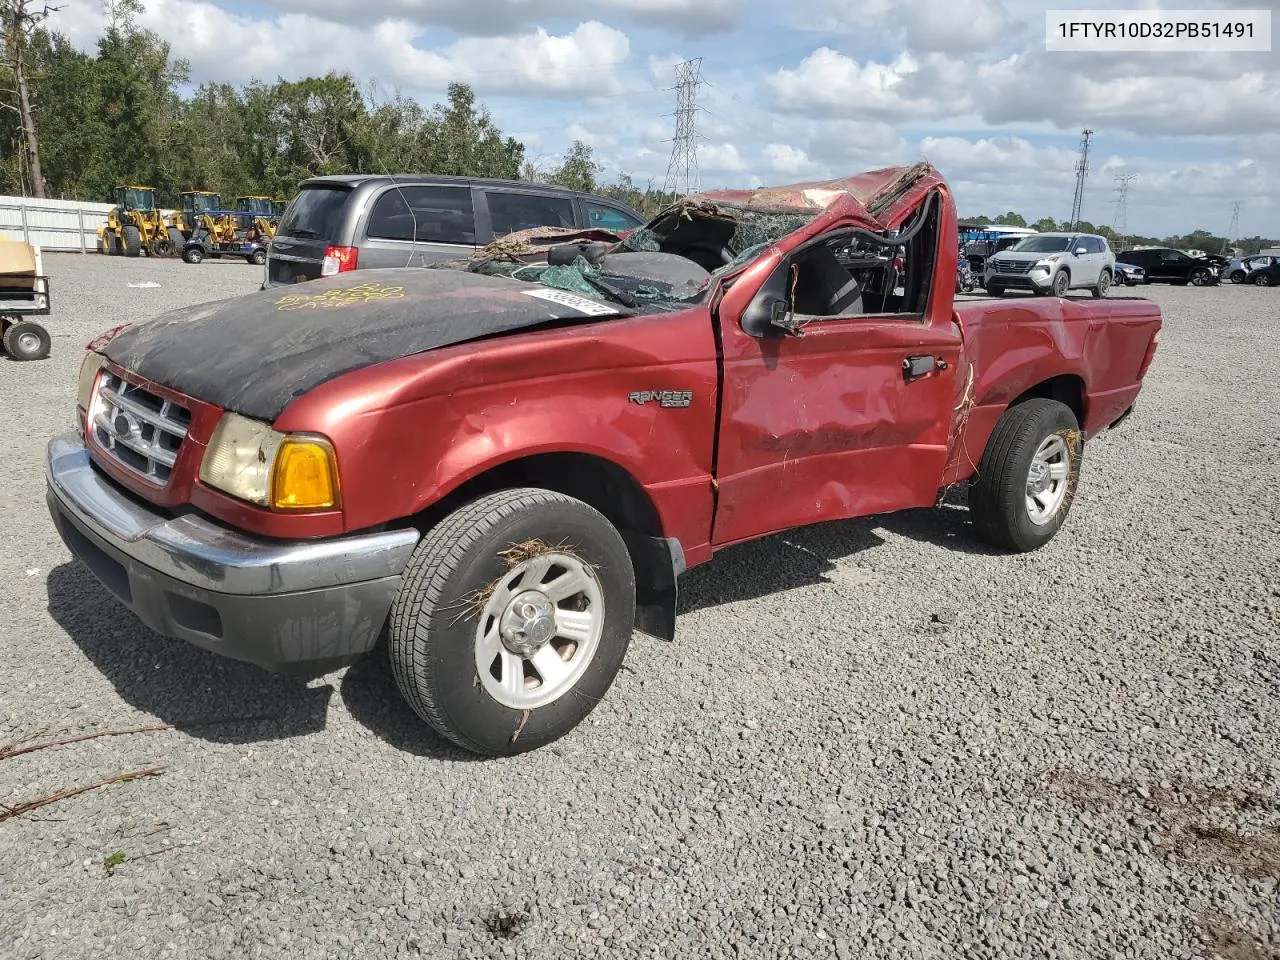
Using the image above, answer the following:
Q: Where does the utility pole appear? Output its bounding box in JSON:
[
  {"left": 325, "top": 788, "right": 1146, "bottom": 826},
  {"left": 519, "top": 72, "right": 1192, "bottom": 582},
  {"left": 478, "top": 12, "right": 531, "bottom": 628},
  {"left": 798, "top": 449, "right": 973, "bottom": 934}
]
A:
[
  {"left": 662, "top": 58, "right": 703, "bottom": 197},
  {"left": 1221, "top": 200, "right": 1242, "bottom": 255},
  {"left": 1068, "top": 128, "right": 1093, "bottom": 231},
  {"left": 1111, "top": 174, "right": 1137, "bottom": 251}
]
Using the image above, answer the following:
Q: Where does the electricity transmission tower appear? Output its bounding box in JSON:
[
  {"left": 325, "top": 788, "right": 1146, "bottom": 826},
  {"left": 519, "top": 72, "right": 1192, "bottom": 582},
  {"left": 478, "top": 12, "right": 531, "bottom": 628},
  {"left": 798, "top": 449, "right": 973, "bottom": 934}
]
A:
[
  {"left": 1068, "top": 129, "right": 1093, "bottom": 231},
  {"left": 663, "top": 58, "right": 704, "bottom": 196},
  {"left": 1221, "top": 200, "right": 1242, "bottom": 255},
  {"left": 1111, "top": 174, "right": 1137, "bottom": 250}
]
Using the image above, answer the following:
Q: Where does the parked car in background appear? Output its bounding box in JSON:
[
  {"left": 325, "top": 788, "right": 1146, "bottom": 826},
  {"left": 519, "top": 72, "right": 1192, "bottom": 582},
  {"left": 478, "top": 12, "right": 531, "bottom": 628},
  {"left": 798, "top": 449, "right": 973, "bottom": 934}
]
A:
[
  {"left": 1116, "top": 247, "right": 1221, "bottom": 285},
  {"left": 265, "top": 175, "right": 646, "bottom": 287},
  {"left": 1113, "top": 261, "right": 1146, "bottom": 286},
  {"left": 984, "top": 232, "right": 1116, "bottom": 298},
  {"left": 1248, "top": 258, "right": 1280, "bottom": 286},
  {"left": 1225, "top": 254, "right": 1277, "bottom": 283}
]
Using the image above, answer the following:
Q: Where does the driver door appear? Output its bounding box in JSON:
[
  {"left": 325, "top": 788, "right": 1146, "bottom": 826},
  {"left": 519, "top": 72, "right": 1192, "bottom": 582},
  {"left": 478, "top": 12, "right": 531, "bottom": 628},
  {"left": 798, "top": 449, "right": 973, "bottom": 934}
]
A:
[{"left": 710, "top": 220, "right": 963, "bottom": 548}]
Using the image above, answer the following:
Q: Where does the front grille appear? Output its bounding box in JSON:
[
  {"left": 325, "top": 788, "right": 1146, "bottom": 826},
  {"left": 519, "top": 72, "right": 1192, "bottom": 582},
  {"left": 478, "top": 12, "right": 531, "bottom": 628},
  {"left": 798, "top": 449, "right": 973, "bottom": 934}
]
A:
[
  {"left": 91, "top": 371, "right": 192, "bottom": 484},
  {"left": 990, "top": 259, "right": 1034, "bottom": 274}
]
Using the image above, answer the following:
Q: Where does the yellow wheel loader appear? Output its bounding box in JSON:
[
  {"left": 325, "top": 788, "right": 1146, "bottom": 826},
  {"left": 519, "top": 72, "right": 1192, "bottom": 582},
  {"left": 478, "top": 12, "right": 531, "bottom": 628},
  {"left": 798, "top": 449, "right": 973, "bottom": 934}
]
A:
[
  {"left": 96, "top": 186, "right": 173, "bottom": 258},
  {"left": 166, "top": 190, "right": 223, "bottom": 250}
]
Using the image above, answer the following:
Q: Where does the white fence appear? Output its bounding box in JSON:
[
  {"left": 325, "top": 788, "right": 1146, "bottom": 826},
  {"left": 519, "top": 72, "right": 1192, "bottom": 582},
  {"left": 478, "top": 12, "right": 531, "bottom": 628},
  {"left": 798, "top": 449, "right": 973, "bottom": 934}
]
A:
[{"left": 0, "top": 194, "right": 179, "bottom": 252}]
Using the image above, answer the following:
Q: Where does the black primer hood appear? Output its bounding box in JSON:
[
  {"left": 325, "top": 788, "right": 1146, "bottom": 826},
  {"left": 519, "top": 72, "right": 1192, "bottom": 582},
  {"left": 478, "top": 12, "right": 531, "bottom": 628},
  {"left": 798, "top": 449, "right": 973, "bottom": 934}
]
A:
[{"left": 102, "top": 268, "right": 630, "bottom": 421}]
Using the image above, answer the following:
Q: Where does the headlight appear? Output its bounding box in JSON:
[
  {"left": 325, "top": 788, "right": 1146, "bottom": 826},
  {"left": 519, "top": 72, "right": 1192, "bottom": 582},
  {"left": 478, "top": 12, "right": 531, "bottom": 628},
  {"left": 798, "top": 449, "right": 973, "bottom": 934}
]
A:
[
  {"left": 77, "top": 351, "right": 105, "bottom": 412},
  {"left": 199, "top": 412, "right": 340, "bottom": 511}
]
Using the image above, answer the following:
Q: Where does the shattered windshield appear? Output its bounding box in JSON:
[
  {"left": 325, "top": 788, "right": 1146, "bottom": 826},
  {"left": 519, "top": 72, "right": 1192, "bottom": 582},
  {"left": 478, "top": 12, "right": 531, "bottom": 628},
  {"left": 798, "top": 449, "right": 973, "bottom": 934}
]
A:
[{"left": 440, "top": 198, "right": 825, "bottom": 311}]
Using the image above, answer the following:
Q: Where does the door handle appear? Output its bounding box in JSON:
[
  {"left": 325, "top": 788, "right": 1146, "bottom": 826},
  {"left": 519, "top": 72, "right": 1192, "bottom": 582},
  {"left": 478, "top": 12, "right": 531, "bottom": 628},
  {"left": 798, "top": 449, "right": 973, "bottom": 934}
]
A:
[{"left": 903, "top": 355, "right": 945, "bottom": 379}]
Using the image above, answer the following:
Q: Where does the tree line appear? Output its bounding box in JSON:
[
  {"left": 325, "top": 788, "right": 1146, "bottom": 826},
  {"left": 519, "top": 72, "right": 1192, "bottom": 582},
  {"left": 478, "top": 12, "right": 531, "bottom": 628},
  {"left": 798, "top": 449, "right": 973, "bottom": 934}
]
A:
[{"left": 964, "top": 211, "right": 1276, "bottom": 257}]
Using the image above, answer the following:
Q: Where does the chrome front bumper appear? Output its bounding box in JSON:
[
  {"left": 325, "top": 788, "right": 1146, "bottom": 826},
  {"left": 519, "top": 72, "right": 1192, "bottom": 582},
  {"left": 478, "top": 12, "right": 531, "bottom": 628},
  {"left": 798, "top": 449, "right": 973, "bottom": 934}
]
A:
[{"left": 46, "top": 432, "right": 421, "bottom": 670}]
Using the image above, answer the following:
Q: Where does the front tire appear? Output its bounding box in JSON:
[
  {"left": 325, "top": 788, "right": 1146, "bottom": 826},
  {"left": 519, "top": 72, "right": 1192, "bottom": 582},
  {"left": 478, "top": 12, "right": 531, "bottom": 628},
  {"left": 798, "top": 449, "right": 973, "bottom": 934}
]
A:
[
  {"left": 1091, "top": 269, "right": 1111, "bottom": 299},
  {"left": 1229, "top": 270, "right": 1246, "bottom": 283},
  {"left": 1189, "top": 267, "right": 1211, "bottom": 286},
  {"left": 389, "top": 488, "right": 636, "bottom": 757},
  {"left": 183, "top": 245, "right": 204, "bottom": 264},
  {"left": 969, "top": 398, "right": 1082, "bottom": 552},
  {"left": 1051, "top": 269, "right": 1070, "bottom": 297},
  {"left": 121, "top": 225, "right": 142, "bottom": 258}
]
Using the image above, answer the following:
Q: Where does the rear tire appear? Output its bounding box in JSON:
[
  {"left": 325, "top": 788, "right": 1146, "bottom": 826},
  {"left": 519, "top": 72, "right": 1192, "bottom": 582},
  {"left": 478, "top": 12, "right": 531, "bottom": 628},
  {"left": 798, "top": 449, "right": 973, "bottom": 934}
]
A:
[
  {"left": 249, "top": 248, "right": 267, "bottom": 266},
  {"left": 389, "top": 488, "right": 636, "bottom": 757},
  {"left": 148, "top": 236, "right": 173, "bottom": 258},
  {"left": 122, "top": 226, "right": 141, "bottom": 258},
  {"left": 104, "top": 228, "right": 119, "bottom": 255},
  {"left": 2, "top": 321, "right": 52, "bottom": 361},
  {"left": 1255, "top": 273, "right": 1274, "bottom": 286},
  {"left": 969, "top": 398, "right": 1083, "bottom": 552},
  {"left": 1091, "top": 269, "right": 1111, "bottom": 299}
]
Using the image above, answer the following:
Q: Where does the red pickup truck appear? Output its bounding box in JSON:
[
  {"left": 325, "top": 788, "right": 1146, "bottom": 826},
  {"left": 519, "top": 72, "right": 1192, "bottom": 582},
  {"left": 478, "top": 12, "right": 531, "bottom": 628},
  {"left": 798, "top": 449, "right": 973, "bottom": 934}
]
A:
[{"left": 47, "top": 163, "right": 1161, "bottom": 756}]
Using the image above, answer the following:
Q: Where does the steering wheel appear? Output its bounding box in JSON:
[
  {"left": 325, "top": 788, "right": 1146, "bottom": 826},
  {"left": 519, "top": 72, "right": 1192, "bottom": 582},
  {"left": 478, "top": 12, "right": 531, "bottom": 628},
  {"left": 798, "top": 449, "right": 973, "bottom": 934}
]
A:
[{"left": 682, "top": 241, "right": 734, "bottom": 269}]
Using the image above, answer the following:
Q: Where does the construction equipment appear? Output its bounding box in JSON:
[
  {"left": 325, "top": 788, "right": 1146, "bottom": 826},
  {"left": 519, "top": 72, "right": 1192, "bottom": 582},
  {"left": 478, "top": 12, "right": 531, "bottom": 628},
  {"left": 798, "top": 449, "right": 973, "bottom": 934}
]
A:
[
  {"left": 236, "top": 196, "right": 284, "bottom": 240},
  {"left": 96, "top": 186, "right": 172, "bottom": 258},
  {"left": 181, "top": 205, "right": 269, "bottom": 266},
  {"left": 166, "top": 190, "right": 223, "bottom": 249},
  {"left": 0, "top": 237, "right": 52, "bottom": 361}
]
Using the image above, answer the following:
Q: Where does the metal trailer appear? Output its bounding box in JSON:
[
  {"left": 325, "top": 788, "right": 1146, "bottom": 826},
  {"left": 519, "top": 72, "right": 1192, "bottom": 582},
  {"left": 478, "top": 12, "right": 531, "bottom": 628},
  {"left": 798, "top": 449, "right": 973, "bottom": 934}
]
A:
[{"left": 1, "top": 243, "right": 53, "bottom": 361}]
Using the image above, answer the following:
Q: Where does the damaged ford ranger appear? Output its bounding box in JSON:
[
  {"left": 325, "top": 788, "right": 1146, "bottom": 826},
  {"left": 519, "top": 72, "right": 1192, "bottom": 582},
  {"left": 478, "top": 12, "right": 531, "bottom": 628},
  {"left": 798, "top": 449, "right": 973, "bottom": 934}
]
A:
[{"left": 46, "top": 162, "right": 1161, "bottom": 756}]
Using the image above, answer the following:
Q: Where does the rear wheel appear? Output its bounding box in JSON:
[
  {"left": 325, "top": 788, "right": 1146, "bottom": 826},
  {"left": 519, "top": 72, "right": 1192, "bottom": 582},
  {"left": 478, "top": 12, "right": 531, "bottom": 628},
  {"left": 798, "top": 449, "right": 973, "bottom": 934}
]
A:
[
  {"left": 148, "top": 235, "right": 173, "bottom": 258},
  {"left": 103, "top": 228, "right": 119, "bottom": 255},
  {"left": 969, "top": 398, "right": 1083, "bottom": 552},
  {"left": 2, "top": 321, "right": 52, "bottom": 361},
  {"left": 121, "top": 225, "right": 141, "bottom": 258},
  {"left": 1255, "top": 273, "right": 1275, "bottom": 286},
  {"left": 249, "top": 248, "right": 267, "bottom": 266},
  {"left": 1091, "top": 269, "right": 1111, "bottom": 299},
  {"left": 389, "top": 488, "right": 636, "bottom": 757}
]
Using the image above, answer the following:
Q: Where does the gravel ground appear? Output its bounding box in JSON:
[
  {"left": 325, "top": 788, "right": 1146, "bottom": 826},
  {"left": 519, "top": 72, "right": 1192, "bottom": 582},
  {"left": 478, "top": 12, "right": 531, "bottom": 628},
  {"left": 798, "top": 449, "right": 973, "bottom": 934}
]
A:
[{"left": 1, "top": 253, "right": 1278, "bottom": 959}]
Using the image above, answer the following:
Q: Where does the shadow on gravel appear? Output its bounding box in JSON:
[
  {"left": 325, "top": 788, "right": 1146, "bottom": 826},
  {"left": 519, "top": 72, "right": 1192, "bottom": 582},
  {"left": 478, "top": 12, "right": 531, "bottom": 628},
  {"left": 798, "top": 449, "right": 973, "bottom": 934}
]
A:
[
  {"left": 46, "top": 563, "right": 333, "bottom": 743},
  {"left": 339, "top": 651, "right": 484, "bottom": 762},
  {"left": 677, "top": 501, "right": 999, "bottom": 615}
]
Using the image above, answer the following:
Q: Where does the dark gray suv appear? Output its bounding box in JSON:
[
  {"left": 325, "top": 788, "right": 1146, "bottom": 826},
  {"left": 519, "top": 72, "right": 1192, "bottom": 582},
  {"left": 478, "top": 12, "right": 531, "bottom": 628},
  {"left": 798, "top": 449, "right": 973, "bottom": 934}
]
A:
[{"left": 265, "top": 174, "right": 647, "bottom": 287}]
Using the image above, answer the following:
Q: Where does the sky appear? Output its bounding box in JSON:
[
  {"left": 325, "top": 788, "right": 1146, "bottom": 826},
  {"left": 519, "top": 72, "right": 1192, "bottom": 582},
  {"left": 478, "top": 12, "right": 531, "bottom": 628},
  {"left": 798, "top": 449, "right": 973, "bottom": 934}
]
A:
[{"left": 52, "top": 0, "right": 1280, "bottom": 238}]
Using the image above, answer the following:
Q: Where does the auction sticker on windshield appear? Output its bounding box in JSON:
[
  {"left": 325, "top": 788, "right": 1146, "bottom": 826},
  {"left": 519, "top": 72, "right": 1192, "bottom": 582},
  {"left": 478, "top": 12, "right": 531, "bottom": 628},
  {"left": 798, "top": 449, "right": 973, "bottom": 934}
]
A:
[{"left": 523, "top": 288, "right": 618, "bottom": 316}]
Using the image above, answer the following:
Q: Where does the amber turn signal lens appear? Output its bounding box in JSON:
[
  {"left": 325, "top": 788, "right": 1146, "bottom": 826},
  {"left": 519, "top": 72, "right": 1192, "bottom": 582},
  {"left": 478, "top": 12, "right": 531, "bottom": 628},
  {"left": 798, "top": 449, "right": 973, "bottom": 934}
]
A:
[{"left": 271, "top": 437, "right": 339, "bottom": 510}]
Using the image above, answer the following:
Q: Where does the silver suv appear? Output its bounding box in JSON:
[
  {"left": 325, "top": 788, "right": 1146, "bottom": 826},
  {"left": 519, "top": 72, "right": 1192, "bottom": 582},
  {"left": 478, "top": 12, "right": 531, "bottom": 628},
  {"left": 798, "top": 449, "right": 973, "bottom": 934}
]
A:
[{"left": 985, "top": 232, "right": 1116, "bottom": 298}]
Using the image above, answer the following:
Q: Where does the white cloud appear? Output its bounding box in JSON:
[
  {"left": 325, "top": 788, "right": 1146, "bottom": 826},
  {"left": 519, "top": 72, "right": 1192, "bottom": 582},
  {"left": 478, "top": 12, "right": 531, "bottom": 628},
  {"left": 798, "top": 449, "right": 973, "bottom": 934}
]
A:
[
  {"left": 790, "top": 0, "right": 1027, "bottom": 53},
  {"left": 766, "top": 49, "right": 967, "bottom": 120},
  {"left": 254, "top": 0, "right": 738, "bottom": 37},
  {"left": 761, "top": 143, "right": 820, "bottom": 176},
  {"left": 57, "top": 1, "right": 631, "bottom": 97},
  {"left": 699, "top": 143, "right": 747, "bottom": 174}
]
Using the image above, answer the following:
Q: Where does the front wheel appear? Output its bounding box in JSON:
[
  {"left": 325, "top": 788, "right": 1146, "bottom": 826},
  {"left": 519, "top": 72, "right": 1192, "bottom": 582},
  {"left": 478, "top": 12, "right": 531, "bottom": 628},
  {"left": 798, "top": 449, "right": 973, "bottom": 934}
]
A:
[
  {"left": 1091, "top": 269, "right": 1111, "bottom": 299},
  {"left": 389, "top": 488, "right": 636, "bottom": 757},
  {"left": 1189, "top": 268, "right": 1212, "bottom": 286},
  {"left": 183, "top": 246, "right": 204, "bottom": 264},
  {"left": 968, "top": 398, "right": 1082, "bottom": 552},
  {"left": 1051, "top": 269, "right": 1070, "bottom": 297},
  {"left": 249, "top": 248, "right": 267, "bottom": 266}
]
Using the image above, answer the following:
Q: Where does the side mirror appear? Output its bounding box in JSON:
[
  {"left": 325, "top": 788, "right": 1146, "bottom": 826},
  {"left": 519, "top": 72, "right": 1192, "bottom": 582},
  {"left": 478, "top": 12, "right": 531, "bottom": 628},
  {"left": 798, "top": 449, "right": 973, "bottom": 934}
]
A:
[
  {"left": 1074, "top": 247, "right": 1088, "bottom": 256},
  {"left": 741, "top": 293, "right": 790, "bottom": 338}
]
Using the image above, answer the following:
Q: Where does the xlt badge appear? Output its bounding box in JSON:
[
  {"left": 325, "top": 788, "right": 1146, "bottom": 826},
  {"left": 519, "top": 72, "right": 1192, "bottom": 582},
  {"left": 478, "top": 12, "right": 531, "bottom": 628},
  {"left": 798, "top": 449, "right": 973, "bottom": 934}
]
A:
[{"left": 629, "top": 390, "right": 693, "bottom": 409}]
